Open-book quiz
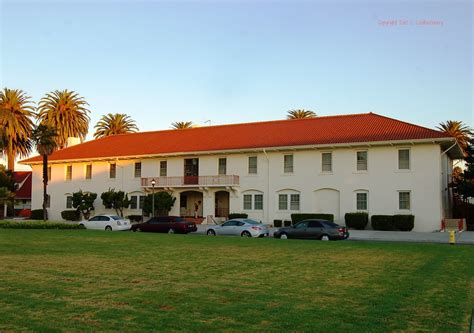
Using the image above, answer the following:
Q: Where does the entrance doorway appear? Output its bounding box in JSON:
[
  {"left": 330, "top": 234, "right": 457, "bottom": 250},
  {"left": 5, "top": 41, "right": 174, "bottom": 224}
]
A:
[
  {"left": 180, "top": 191, "right": 203, "bottom": 217},
  {"left": 215, "top": 191, "right": 230, "bottom": 218}
]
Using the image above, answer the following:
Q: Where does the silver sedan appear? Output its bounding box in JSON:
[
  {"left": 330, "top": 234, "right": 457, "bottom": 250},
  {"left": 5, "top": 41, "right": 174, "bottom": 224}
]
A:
[{"left": 206, "top": 218, "right": 270, "bottom": 238}]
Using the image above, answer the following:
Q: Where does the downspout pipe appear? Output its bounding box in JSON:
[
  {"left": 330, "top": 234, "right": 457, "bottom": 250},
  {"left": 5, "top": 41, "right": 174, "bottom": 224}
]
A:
[
  {"left": 440, "top": 140, "right": 459, "bottom": 219},
  {"left": 263, "top": 149, "right": 270, "bottom": 224}
]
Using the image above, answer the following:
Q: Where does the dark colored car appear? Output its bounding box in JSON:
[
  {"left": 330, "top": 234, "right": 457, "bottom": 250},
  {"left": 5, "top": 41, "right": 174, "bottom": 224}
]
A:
[
  {"left": 131, "top": 216, "right": 197, "bottom": 234},
  {"left": 273, "top": 219, "right": 349, "bottom": 240}
]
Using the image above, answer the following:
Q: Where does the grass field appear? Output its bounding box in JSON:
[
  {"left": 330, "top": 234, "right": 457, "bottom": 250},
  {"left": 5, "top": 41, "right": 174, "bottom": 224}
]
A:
[{"left": 0, "top": 230, "right": 473, "bottom": 332}]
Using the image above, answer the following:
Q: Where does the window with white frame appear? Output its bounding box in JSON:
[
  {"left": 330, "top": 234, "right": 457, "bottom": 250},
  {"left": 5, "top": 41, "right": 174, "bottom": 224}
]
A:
[
  {"left": 65, "top": 165, "right": 72, "bottom": 181},
  {"left": 85, "top": 164, "right": 92, "bottom": 180},
  {"left": 277, "top": 191, "right": 300, "bottom": 211},
  {"left": 398, "top": 149, "right": 410, "bottom": 170},
  {"left": 321, "top": 152, "right": 332, "bottom": 172},
  {"left": 356, "top": 151, "right": 368, "bottom": 171},
  {"left": 134, "top": 162, "right": 142, "bottom": 178},
  {"left": 109, "top": 163, "right": 116, "bottom": 179},
  {"left": 243, "top": 194, "right": 252, "bottom": 210},
  {"left": 243, "top": 192, "right": 263, "bottom": 210},
  {"left": 356, "top": 191, "right": 368, "bottom": 211},
  {"left": 254, "top": 194, "right": 263, "bottom": 210},
  {"left": 66, "top": 195, "right": 73, "bottom": 209},
  {"left": 139, "top": 195, "right": 145, "bottom": 209},
  {"left": 160, "top": 161, "right": 167, "bottom": 177},
  {"left": 284, "top": 154, "right": 294, "bottom": 173},
  {"left": 398, "top": 191, "right": 411, "bottom": 210},
  {"left": 218, "top": 158, "right": 227, "bottom": 175},
  {"left": 130, "top": 194, "right": 146, "bottom": 210},
  {"left": 248, "top": 156, "right": 257, "bottom": 174}
]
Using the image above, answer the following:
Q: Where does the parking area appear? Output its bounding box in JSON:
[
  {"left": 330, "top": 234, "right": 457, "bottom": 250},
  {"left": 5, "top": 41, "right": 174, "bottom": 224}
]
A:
[{"left": 194, "top": 224, "right": 474, "bottom": 244}]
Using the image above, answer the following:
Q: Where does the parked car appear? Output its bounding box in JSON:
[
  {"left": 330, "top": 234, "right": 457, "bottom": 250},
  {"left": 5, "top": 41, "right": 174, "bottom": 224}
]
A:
[
  {"left": 206, "top": 218, "right": 270, "bottom": 237},
  {"left": 79, "top": 214, "right": 131, "bottom": 231},
  {"left": 273, "top": 219, "right": 349, "bottom": 240},
  {"left": 130, "top": 216, "right": 197, "bottom": 234}
]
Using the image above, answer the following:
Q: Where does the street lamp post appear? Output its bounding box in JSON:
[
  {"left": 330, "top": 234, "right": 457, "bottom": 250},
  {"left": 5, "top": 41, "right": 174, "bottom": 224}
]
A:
[{"left": 151, "top": 178, "right": 156, "bottom": 217}]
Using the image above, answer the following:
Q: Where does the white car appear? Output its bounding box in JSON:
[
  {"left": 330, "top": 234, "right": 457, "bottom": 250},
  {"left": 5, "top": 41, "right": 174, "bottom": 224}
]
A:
[
  {"left": 206, "top": 219, "right": 270, "bottom": 237},
  {"left": 79, "top": 214, "right": 131, "bottom": 231}
]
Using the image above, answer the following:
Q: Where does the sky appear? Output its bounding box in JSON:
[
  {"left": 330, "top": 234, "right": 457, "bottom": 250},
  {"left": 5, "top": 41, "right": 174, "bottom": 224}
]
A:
[{"left": 0, "top": 0, "right": 473, "bottom": 151}]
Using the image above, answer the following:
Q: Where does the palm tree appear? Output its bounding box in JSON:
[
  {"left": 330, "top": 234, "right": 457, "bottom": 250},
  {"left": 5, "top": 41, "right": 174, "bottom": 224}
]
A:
[
  {"left": 31, "top": 124, "right": 58, "bottom": 221},
  {"left": 437, "top": 120, "right": 472, "bottom": 152},
  {"left": 37, "top": 90, "right": 90, "bottom": 149},
  {"left": 286, "top": 109, "right": 317, "bottom": 119},
  {"left": 93, "top": 113, "right": 139, "bottom": 139},
  {"left": 0, "top": 88, "right": 35, "bottom": 171},
  {"left": 171, "top": 121, "right": 194, "bottom": 129}
]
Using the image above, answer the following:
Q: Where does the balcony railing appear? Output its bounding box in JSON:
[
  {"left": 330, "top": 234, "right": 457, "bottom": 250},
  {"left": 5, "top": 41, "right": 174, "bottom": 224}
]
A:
[{"left": 141, "top": 175, "right": 239, "bottom": 188}]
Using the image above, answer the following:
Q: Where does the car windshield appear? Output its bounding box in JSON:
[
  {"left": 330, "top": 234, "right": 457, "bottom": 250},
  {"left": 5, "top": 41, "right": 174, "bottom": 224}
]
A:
[
  {"left": 110, "top": 216, "right": 122, "bottom": 220},
  {"left": 243, "top": 219, "right": 261, "bottom": 225}
]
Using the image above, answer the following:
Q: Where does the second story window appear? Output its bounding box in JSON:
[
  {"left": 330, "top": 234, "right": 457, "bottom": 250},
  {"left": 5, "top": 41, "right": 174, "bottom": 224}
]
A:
[
  {"left": 85, "top": 164, "right": 92, "bottom": 180},
  {"left": 109, "top": 163, "right": 116, "bottom": 179},
  {"left": 398, "top": 149, "right": 410, "bottom": 170},
  {"left": 65, "top": 165, "right": 72, "bottom": 181},
  {"left": 218, "top": 158, "right": 227, "bottom": 175},
  {"left": 160, "top": 161, "right": 167, "bottom": 177},
  {"left": 357, "top": 151, "right": 368, "bottom": 171},
  {"left": 284, "top": 154, "right": 294, "bottom": 173},
  {"left": 248, "top": 156, "right": 257, "bottom": 174},
  {"left": 322, "top": 152, "right": 332, "bottom": 172},
  {"left": 134, "top": 162, "right": 142, "bottom": 178}
]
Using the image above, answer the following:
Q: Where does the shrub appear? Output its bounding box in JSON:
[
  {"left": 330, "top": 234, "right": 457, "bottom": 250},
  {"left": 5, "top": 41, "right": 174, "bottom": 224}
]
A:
[
  {"left": 143, "top": 192, "right": 176, "bottom": 216},
  {"left": 345, "top": 212, "right": 369, "bottom": 230},
  {"left": 273, "top": 219, "right": 282, "bottom": 228},
  {"left": 61, "top": 210, "right": 81, "bottom": 221},
  {"left": 393, "top": 215, "right": 415, "bottom": 231},
  {"left": 0, "top": 221, "right": 84, "bottom": 229},
  {"left": 284, "top": 220, "right": 292, "bottom": 227},
  {"left": 291, "top": 213, "right": 334, "bottom": 224},
  {"left": 30, "top": 209, "right": 46, "bottom": 220},
  {"left": 228, "top": 213, "right": 248, "bottom": 219},
  {"left": 127, "top": 215, "right": 143, "bottom": 223},
  {"left": 371, "top": 215, "right": 395, "bottom": 231}
]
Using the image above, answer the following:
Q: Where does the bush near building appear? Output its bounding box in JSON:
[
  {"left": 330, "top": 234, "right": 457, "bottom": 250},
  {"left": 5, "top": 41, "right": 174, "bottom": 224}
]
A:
[
  {"left": 345, "top": 212, "right": 369, "bottom": 230},
  {"left": 291, "top": 213, "right": 334, "bottom": 224},
  {"left": 127, "top": 215, "right": 143, "bottom": 223},
  {"left": 61, "top": 210, "right": 81, "bottom": 221},
  {"left": 371, "top": 215, "right": 395, "bottom": 231},
  {"left": 0, "top": 221, "right": 84, "bottom": 229},
  {"left": 393, "top": 215, "right": 415, "bottom": 231},
  {"left": 30, "top": 209, "right": 46, "bottom": 220}
]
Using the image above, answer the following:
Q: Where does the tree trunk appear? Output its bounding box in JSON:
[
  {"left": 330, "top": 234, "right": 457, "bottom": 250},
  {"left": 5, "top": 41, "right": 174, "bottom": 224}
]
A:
[
  {"left": 7, "top": 149, "right": 15, "bottom": 171},
  {"left": 42, "top": 154, "right": 48, "bottom": 221}
]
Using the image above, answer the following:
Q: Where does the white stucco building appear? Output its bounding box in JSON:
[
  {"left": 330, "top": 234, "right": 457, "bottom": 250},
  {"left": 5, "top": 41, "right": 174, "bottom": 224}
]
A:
[{"left": 22, "top": 113, "right": 462, "bottom": 231}]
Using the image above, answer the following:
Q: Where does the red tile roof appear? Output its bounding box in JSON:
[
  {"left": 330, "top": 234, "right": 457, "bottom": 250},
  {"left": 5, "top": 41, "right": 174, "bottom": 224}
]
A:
[
  {"left": 13, "top": 171, "right": 32, "bottom": 199},
  {"left": 21, "top": 113, "right": 451, "bottom": 164}
]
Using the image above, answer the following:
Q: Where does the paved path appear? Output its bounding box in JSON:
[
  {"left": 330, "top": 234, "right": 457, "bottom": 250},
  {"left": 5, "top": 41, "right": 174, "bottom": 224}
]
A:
[{"left": 196, "top": 225, "right": 474, "bottom": 244}]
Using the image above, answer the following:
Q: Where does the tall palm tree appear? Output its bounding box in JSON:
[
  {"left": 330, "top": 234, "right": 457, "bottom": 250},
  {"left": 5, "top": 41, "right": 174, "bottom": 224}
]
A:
[
  {"left": 286, "top": 109, "right": 317, "bottom": 119},
  {"left": 0, "top": 88, "right": 35, "bottom": 171},
  {"left": 31, "top": 124, "right": 58, "bottom": 221},
  {"left": 171, "top": 121, "right": 193, "bottom": 129},
  {"left": 437, "top": 120, "right": 472, "bottom": 152},
  {"left": 37, "top": 90, "right": 90, "bottom": 149},
  {"left": 93, "top": 113, "right": 139, "bottom": 139}
]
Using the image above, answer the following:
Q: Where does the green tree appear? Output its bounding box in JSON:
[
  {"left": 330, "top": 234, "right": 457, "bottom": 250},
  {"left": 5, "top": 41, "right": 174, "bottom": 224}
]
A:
[
  {"left": 0, "top": 88, "right": 35, "bottom": 171},
  {"left": 37, "top": 90, "right": 91, "bottom": 149},
  {"left": 437, "top": 120, "right": 472, "bottom": 153},
  {"left": 286, "top": 109, "right": 317, "bottom": 119},
  {"left": 100, "top": 188, "right": 131, "bottom": 217},
  {"left": 93, "top": 113, "right": 139, "bottom": 139},
  {"left": 72, "top": 190, "right": 97, "bottom": 220},
  {"left": 31, "top": 124, "right": 58, "bottom": 221},
  {"left": 0, "top": 165, "right": 16, "bottom": 192},
  {"left": 143, "top": 192, "right": 176, "bottom": 216},
  {"left": 171, "top": 121, "right": 193, "bottom": 129}
]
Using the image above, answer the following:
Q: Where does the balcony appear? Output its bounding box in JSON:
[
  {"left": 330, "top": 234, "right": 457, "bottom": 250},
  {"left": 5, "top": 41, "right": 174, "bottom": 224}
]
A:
[{"left": 141, "top": 175, "right": 239, "bottom": 188}]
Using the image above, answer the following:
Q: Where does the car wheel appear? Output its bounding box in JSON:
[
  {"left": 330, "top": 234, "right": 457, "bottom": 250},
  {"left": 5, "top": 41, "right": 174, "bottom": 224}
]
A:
[
  {"left": 321, "top": 234, "right": 330, "bottom": 241},
  {"left": 105, "top": 226, "right": 112, "bottom": 231},
  {"left": 280, "top": 233, "right": 288, "bottom": 240},
  {"left": 168, "top": 228, "right": 175, "bottom": 234},
  {"left": 241, "top": 231, "right": 252, "bottom": 238},
  {"left": 207, "top": 229, "right": 216, "bottom": 236}
]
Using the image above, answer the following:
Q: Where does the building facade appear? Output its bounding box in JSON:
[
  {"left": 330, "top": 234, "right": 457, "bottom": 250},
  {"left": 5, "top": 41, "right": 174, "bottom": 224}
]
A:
[{"left": 22, "top": 113, "right": 461, "bottom": 231}]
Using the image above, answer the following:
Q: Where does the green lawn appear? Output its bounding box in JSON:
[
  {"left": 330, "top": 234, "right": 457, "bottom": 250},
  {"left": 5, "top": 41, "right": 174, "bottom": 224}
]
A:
[{"left": 0, "top": 230, "right": 473, "bottom": 332}]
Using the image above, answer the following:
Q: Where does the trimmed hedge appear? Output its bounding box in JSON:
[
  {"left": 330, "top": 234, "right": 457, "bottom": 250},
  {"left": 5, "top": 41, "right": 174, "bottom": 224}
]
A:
[
  {"left": 127, "top": 215, "right": 143, "bottom": 223},
  {"left": 393, "top": 215, "right": 415, "bottom": 231},
  {"left": 273, "top": 220, "right": 282, "bottom": 228},
  {"left": 229, "top": 213, "right": 248, "bottom": 219},
  {"left": 30, "top": 209, "right": 47, "bottom": 220},
  {"left": 371, "top": 215, "right": 395, "bottom": 231},
  {"left": 291, "top": 213, "right": 334, "bottom": 224},
  {"left": 61, "top": 210, "right": 81, "bottom": 221},
  {"left": 0, "top": 221, "right": 85, "bottom": 229},
  {"left": 345, "top": 212, "right": 369, "bottom": 230}
]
